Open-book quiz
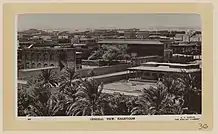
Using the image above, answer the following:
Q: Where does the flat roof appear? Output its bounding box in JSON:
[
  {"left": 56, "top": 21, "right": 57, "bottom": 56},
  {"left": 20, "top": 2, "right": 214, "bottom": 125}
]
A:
[
  {"left": 173, "top": 54, "right": 194, "bottom": 57},
  {"left": 19, "top": 66, "right": 59, "bottom": 72},
  {"left": 134, "top": 55, "right": 160, "bottom": 59},
  {"left": 171, "top": 44, "right": 197, "bottom": 47},
  {"left": 20, "top": 47, "right": 75, "bottom": 50},
  {"left": 128, "top": 66, "right": 200, "bottom": 73},
  {"left": 73, "top": 44, "right": 87, "bottom": 47},
  {"left": 142, "top": 62, "right": 199, "bottom": 67},
  {"left": 98, "top": 40, "right": 164, "bottom": 45}
]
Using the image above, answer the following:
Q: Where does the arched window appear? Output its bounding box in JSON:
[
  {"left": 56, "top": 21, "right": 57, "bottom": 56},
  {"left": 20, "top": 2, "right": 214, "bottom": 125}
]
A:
[
  {"left": 26, "top": 62, "right": 30, "bottom": 69},
  {"left": 50, "top": 64, "right": 54, "bottom": 66},
  {"left": 44, "top": 63, "right": 48, "bottom": 67},
  {"left": 32, "top": 63, "right": 35, "bottom": 68},
  {"left": 37, "top": 63, "right": 41, "bottom": 68}
]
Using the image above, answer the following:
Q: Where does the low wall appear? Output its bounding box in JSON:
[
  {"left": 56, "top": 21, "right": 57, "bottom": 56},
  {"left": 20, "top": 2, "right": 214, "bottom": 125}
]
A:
[
  {"left": 82, "top": 60, "right": 124, "bottom": 66},
  {"left": 77, "top": 64, "right": 131, "bottom": 77},
  {"left": 18, "top": 67, "right": 60, "bottom": 83},
  {"left": 92, "top": 71, "right": 136, "bottom": 84},
  {"left": 95, "top": 73, "right": 128, "bottom": 84}
]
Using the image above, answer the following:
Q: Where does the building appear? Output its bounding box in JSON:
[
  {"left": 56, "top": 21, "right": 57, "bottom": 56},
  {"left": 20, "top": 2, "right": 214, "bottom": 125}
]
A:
[
  {"left": 174, "top": 34, "right": 184, "bottom": 41},
  {"left": 171, "top": 43, "right": 201, "bottom": 54},
  {"left": 98, "top": 40, "right": 165, "bottom": 57},
  {"left": 190, "top": 34, "right": 202, "bottom": 42},
  {"left": 79, "top": 37, "right": 97, "bottom": 45},
  {"left": 18, "top": 47, "right": 76, "bottom": 70},
  {"left": 131, "top": 55, "right": 162, "bottom": 66},
  {"left": 124, "top": 31, "right": 137, "bottom": 39},
  {"left": 136, "top": 31, "right": 149, "bottom": 39},
  {"left": 128, "top": 62, "right": 201, "bottom": 80},
  {"left": 182, "top": 34, "right": 190, "bottom": 42}
]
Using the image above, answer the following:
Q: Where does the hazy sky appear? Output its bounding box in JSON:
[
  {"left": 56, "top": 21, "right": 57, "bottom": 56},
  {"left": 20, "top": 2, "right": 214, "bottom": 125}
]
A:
[{"left": 18, "top": 14, "right": 201, "bottom": 31}]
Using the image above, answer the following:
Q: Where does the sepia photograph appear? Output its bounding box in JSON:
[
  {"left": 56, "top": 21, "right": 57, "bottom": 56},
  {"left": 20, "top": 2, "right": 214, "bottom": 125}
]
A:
[{"left": 17, "top": 13, "right": 202, "bottom": 117}]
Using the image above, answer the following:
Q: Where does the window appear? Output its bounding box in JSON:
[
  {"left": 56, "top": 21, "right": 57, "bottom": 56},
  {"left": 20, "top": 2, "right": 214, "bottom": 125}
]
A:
[
  {"left": 50, "top": 64, "right": 54, "bottom": 66},
  {"left": 37, "top": 63, "right": 41, "bottom": 68},
  {"left": 44, "top": 64, "right": 48, "bottom": 67},
  {"left": 32, "top": 63, "right": 35, "bottom": 68},
  {"left": 26, "top": 62, "right": 29, "bottom": 69}
]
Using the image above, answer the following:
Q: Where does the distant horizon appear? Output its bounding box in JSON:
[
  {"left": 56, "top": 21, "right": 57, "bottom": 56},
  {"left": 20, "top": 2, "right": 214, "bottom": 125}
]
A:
[
  {"left": 18, "top": 26, "right": 201, "bottom": 32},
  {"left": 18, "top": 14, "right": 201, "bottom": 32}
]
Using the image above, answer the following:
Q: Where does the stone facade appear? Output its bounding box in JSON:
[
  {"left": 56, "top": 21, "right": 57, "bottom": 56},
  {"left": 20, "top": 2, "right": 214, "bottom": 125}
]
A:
[{"left": 18, "top": 48, "right": 76, "bottom": 70}]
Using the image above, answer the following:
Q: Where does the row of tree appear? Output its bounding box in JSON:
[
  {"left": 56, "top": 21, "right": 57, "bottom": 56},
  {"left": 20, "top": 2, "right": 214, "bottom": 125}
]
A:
[
  {"left": 18, "top": 67, "right": 201, "bottom": 116},
  {"left": 88, "top": 45, "right": 130, "bottom": 65}
]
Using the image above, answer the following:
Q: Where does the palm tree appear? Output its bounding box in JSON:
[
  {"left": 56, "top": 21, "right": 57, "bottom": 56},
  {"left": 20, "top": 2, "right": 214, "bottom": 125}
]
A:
[
  {"left": 59, "top": 67, "right": 79, "bottom": 92},
  {"left": 25, "top": 83, "right": 52, "bottom": 116},
  {"left": 46, "top": 91, "right": 68, "bottom": 116},
  {"left": 106, "top": 93, "right": 131, "bottom": 115},
  {"left": 37, "top": 69, "right": 58, "bottom": 88},
  {"left": 131, "top": 83, "right": 184, "bottom": 115},
  {"left": 24, "top": 82, "right": 69, "bottom": 116},
  {"left": 66, "top": 78, "right": 104, "bottom": 116},
  {"left": 161, "top": 74, "right": 184, "bottom": 96},
  {"left": 17, "top": 88, "right": 35, "bottom": 116},
  {"left": 143, "top": 85, "right": 169, "bottom": 115},
  {"left": 178, "top": 72, "right": 202, "bottom": 113}
]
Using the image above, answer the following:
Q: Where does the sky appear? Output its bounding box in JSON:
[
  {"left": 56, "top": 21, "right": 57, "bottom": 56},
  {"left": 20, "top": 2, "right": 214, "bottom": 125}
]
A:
[{"left": 17, "top": 14, "right": 201, "bottom": 31}]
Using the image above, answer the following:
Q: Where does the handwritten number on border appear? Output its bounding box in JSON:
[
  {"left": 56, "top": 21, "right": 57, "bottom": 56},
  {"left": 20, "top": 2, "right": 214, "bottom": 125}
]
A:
[{"left": 199, "top": 123, "right": 208, "bottom": 130}]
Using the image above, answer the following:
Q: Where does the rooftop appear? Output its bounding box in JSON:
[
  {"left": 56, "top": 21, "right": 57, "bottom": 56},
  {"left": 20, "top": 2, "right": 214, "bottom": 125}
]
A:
[
  {"left": 73, "top": 44, "right": 87, "bottom": 47},
  {"left": 142, "top": 62, "right": 199, "bottom": 67},
  {"left": 171, "top": 43, "right": 197, "bottom": 47},
  {"left": 20, "top": 47, "right": 75, "bottom": 50},
  {"left": 128, "top": 66, "right": 200, "bottom": 73},
  {"left": 98, "top": 40, "right": 164, "bottom": 45}
]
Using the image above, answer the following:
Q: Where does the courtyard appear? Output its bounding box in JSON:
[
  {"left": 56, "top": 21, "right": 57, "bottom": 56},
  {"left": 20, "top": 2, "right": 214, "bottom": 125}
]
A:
[{"left": 103, "top": 79, "right": 156, "bottom": 96}]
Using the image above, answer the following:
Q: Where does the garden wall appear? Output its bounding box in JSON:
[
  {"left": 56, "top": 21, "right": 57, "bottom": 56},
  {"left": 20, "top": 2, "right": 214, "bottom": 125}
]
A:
[
  {"left": 18, "top": 67, "right": 60, "bottom": 83},
  {"left": 77, "top": 64, "right": 131, "bottom": 77}
]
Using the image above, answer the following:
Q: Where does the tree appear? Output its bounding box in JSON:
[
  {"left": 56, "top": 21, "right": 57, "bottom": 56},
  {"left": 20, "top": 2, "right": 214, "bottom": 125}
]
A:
[
  {"left": 24, "top": 81, "right": 70, "bottom": 116},
  {"left": 59, "top": 67, "right": 78, "bottom": 93},
  {"left": 88, "top": 47, "right": 104, "bottom": 60},
  {"left": 160, "top": 74, "right": 184, "bottom": 96},
  {"left": 17, "top": 88, "right": 35, "bottom": 116},
  {"left": 158, "top": 72, "right": 201, "bottom": 114},
  {"left": 46, "top": 91, "right": 68, "bottom": 116},
  {"left": 131, "top": 82, "right": 185, "bottom": 115},
  {"left": 88, "top": 44, "right": 130, "bottom": 65},
  {"left": 66, "top": 78, "right": 105, "bottom": 116},
  {"left": 25, "top": 83, "right": 52, "bottom": 116},
  {"left": 178, "top": 72, "right": 202, "bottom": 114},
  {"left": 102, "top": 47, "right": 120, "bottom": 65},
  {"left": 105, "top": 93, "right": 132, "bottom": 115},
  {"left": 37, "top": 69, "right": 58, "bottom": 88}
]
